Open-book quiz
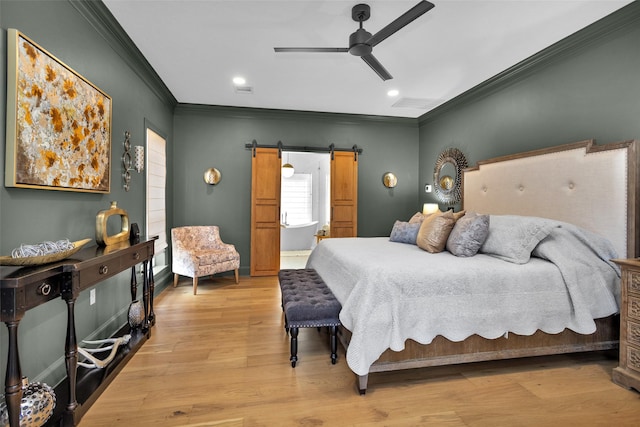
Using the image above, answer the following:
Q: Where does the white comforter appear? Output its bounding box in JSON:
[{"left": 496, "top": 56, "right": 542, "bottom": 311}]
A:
[{"left": 306, "top": 222, "right": 621, "bottom": 376}]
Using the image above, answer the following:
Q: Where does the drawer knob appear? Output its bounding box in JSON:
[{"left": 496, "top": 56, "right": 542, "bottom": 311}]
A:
[
  {"left": 99, "top": 265, "right": 109, "bottom": 275},
  {"left": 133, "top": 252, "right": 140, "bottom": 260},
  {"left": 38, "top": 282, "right": 52, "bottom": 296}
]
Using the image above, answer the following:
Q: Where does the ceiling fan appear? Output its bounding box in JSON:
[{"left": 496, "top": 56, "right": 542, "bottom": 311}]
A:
[{"left": 274, "top": 1, "right": 435, "bottom": 81}]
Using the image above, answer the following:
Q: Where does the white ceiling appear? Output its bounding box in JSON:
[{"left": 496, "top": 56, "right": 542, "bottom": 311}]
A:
[{"left": 103, "top": 0, "right": 632, "bottom": 118}]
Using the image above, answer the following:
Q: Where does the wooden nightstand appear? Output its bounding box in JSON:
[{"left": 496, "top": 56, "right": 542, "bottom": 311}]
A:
[
  {"left": 315, "top": 234, "right": 329, "bottom": 244},
  {"left": 612, "top": 258, "right": 640, "bottom": 392}
]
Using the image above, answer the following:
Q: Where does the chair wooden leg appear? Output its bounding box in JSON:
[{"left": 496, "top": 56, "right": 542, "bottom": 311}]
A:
[
  {"left": 234, "top": 269, "right": 239, "bottom": 284},
  {"left": 193, "top": 277, "right": 198, "bottom": 295},
  {"left": 173, "top": 274, "right": 179, "bottom": 287}
]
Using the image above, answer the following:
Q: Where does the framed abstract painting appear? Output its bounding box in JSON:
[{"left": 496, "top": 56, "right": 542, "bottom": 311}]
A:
[{"left": 5, "top": 28, "right": 112, "bottom": 193}]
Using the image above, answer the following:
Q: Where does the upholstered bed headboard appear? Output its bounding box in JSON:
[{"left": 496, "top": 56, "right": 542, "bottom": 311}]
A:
[{"left": 463, "top": 139, "right": 638, "bottom": 259}]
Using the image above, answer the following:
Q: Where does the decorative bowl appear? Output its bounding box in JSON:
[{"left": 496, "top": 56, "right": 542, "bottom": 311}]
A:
[{"left": 0, "top": 239, "right": 91, "bottom": 266}]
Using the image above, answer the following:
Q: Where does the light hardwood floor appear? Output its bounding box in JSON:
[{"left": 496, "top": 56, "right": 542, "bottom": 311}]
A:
[{"left": 81, "top": 276, "right": 640, "bottom": 426}]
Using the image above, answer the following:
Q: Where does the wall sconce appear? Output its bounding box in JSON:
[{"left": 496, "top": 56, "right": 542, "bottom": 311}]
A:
[
  {"left": 122, "top": 131, "right": 144, "bottom": 191},
  {"left": 134, "top": 145, "right": 144, "bottom": 173},
  {"left": 423, "top": 203, "right": 439, "bottom": 215},
  {"left": 204, "top": 167, "right": 221, "bottom": 185},
  {"left": 382, "top": 172, "right": 397, "bottom": 188}
]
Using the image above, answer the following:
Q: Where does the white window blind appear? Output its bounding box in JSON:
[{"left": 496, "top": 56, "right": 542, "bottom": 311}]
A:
[
  {"left": 281, "top": 174, "right": 312, "bottom": 225},
  {"left": 146, "top": 128, "right": 167, "bottom": 253}
]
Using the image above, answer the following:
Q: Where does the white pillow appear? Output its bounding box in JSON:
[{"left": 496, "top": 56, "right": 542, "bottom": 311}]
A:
[{"left": 480, "top": 215, "right": 558, "bottom": 264}]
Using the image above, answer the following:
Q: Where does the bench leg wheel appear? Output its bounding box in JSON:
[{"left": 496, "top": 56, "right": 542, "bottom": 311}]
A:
[
  {"left": 330, "top": 325, "right": 338, "bottom": 364},
  {"left": 290, "top": 327, "right": 299, "bottom": 368}
]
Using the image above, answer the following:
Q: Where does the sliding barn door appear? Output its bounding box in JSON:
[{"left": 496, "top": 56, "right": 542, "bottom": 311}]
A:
[
  {"left": 250, "top": 148, "right": 281, "bottom": 276},
  {"left": 331, "top": 151, "right": 358, "bottom": 237}
]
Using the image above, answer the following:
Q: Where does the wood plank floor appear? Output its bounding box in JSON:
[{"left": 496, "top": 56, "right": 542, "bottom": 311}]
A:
[{"left": 81, "top": 276, "right": 640, "bottom": 426}]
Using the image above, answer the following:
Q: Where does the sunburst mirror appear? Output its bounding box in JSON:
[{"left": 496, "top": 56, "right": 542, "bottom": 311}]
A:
[{"left": 433, "top": 148, "right": 468, "bottom": 205}]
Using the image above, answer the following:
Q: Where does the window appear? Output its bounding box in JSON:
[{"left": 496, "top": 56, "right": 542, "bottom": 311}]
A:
[
  {"left": 146, "top": 127, "right": 168, "bottom": 272},
  {"left": 281, "top": 173, "right": 312, "bottom": 225}
]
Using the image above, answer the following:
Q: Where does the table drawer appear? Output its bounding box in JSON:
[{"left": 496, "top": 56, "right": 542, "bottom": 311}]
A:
[
  {"left": 1, "top": 274, "right": 62, "bottom": 318},
  {"left": 121, "top": 246, "right": 152, "bottom": 270},
  {"left": 627, "top": 345, "right": 640, "bottom": 373},
  {"left": 77, "top": 257, "right": 123, "bottom": 288},
  {"left": 629, "top": 295, "right": 640, "bottom": 321},
  {"left": 628, "top": 319, "right": 640, "bottom": 347},
  {"left": 630, "top": 271, "right": 640, "bottom": 294}
]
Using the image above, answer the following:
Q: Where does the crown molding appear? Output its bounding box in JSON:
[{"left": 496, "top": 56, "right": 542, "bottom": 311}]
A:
[
  {"left": 175, "top": 103, "right": 418, "bottom": 126},
  {"left": 418, "top": 1, "right": 640, "bottom": 125},
  {"left": 69, "top": 0, "right": 177, "bottom": 108}
]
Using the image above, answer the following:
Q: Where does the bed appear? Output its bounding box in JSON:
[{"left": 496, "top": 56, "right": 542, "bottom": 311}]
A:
[{"left": 306, "top": 139, "right": 639, "bottom": 394}]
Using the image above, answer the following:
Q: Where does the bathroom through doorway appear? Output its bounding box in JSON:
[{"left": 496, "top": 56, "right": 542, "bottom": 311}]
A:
[{"left": 280, "top": 151, "right": 330, "bottom": 269}]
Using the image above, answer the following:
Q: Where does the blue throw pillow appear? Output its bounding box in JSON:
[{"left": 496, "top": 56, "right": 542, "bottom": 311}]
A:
[{"left": 389, "top": 220, "right": 421, "bottom": 245}]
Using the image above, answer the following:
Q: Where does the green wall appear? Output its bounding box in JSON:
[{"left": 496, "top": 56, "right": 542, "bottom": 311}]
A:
[
  {"left": 173, "top": 105, "right": 420, "bottom": 274},
  {"left": 0, "top": 0, "right": 175, "bottom": 387},
  {"left": 2, "top": 0, "right": 639, "bottom": 402},
  {"left": 418, "top": 3, "right": 640, "bottom": 208}
]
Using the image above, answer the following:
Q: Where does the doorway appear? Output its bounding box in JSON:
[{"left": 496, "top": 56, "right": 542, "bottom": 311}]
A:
[
  {"left": 280, "top": 151, "right": 330, "bottom": 269},
  {"left": 250, "top": 146, "right": 357, "bottom": 276}
]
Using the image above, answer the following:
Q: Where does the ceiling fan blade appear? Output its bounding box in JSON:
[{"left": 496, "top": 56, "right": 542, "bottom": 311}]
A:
[
  {"left": 367, "top": 0, "right": 435, "bottom": 47},
  {"left": 274, "top": 47, "right": 349, "bottom": 53},
  {"left": 361, "top": 54, "right": 392, "bottom": 81}
]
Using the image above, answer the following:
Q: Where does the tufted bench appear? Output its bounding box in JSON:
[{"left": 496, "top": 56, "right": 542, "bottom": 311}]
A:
[{"left": 278, "top": 269, "right": 342, "bottom": 367}]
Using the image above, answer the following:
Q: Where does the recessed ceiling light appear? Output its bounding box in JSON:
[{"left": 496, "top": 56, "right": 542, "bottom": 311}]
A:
[
  {"left": 232, "top": 76, "right": 246, "bottom": 85},
  {"left": 387, "top": 89, "right": 399, "bottom": 97}
]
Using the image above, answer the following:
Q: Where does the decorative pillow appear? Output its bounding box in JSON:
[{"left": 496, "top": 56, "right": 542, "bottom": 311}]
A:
[
  {"left": 479, "top": 215, "right": 558, "bottom": 264},
  {"left": 452, "top": 210, "right": 466, "bottom": 221},
  {"left": 389, "top": 221, "right": 421, "bottom": 244},
  {"left": 446, "top": 212, "right": 490, "bottom": 257},
  {"left": 410, "top": 209, "right": 460, "bottom": 224},
  {"left": 416, "top": 210, "right": 458, "bottom": 253},
  {"left": 408, "top": 212, "right": 426, "bottom": 224}
]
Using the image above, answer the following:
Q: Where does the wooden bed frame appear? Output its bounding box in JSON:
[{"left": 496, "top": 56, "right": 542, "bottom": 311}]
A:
[{"left": 345, "top": 139, "right": 638, "bottom": 394}]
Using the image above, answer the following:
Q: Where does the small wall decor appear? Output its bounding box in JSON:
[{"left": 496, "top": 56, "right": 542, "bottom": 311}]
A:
[
  {"left": 5, "top": 29, "right": 112, "bottom": 193},
  {"left": 122, "top": 131, "right": 144, "bottom": 191},
  {"left": 95, "top": 201, "right": 130, "bottom": 246},
  {"left": 382, "top": 172, "right": 398, "bottom": 188},
  {"left": 204, "top": 167, "right": 221, "bottom": 185}
]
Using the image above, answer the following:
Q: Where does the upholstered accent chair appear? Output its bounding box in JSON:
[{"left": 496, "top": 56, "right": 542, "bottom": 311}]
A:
[{"left": 171, "top": 226, "right": 240, "bottom": 295}]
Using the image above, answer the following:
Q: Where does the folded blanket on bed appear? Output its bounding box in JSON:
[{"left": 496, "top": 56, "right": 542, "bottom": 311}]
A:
[
  {"left": 532, "top": 222, "right": 620, "bottom": 329},
  {"left": 306, "top": 217, "right": 620, "bottom": 376}
]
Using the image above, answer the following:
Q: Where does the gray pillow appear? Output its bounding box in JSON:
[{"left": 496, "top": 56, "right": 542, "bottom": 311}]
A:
[
  {"left": 480, "top": 215, "right": 558, "bottom": 264},
  {"left": 389, "top": 220, "right": 421, "bottom": 245},
  {"left": 446, "top": 212, "right": 490, "bottom": 257}
]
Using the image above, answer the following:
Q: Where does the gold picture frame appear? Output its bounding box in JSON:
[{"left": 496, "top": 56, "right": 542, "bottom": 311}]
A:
[{"left": 5, "top": 29, "right": 112, "bottom": 193}]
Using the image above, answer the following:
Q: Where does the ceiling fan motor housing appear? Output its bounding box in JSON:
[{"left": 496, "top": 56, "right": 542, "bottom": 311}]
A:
[
  {"left": 349, "top": 29, "right": 373, "bottom": 56},
  {"left": 352, "top": 4, "right": 371, "bottom": 22}
]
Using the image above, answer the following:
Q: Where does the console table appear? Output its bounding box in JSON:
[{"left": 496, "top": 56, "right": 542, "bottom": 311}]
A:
[{"left": 1, "top": 237, "right": 156, "bottom": 427}]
